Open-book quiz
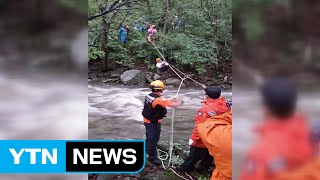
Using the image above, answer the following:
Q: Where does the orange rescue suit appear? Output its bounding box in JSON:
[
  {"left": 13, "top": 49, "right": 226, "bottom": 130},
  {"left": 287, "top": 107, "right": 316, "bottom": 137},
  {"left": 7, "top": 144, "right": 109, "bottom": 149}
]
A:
[
  {"left": 198, "top": 111, "right": 232, "bottom": 180},
  {"left": 191, "top": 97, "right": 229, "bottom": 148},
  {"left": 273, "top": 157, "right": 320, "bottom": 180},
  {"left": 239, "top": 113, "right": 314, "bottom": 180}
]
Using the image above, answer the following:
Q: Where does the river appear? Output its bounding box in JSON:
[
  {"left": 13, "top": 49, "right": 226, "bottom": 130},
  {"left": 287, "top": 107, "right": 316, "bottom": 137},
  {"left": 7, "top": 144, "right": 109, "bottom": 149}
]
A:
[
  {"left": 0, "top": 74, "right": 316, "bottom": 180},
  {"left": 88, "top": 84, "right": 232, "bottom": 144},
  {"left": 89, "top": 84, "right": 319, "bottom": 180},
  {"left": 0, "top": 72, "right": 87, "bottom": 180}
]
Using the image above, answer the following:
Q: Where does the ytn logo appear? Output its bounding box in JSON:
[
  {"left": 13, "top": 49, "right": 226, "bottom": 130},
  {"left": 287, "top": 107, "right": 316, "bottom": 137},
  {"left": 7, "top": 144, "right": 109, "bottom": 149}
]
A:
[{"left": 9, "top": 148, "right": 57, "bottom": 164}]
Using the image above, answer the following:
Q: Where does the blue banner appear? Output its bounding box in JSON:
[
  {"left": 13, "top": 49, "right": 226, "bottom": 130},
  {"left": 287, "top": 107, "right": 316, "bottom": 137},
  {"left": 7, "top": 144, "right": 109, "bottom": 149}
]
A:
[{"left": 0, "top": 140, "right": 145, "bottom": 174}]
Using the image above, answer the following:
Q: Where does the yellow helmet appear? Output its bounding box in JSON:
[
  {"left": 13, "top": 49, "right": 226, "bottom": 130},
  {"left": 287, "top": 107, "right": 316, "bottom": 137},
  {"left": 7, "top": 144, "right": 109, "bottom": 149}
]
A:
[{"left": 150, "top": 80, "right": 165, "bottom": 91}]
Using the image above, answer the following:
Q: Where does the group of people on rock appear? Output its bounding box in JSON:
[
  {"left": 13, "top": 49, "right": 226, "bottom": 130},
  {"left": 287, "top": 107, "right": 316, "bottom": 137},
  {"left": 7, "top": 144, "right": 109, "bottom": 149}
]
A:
[{"left": 142, "top": 76, "right": 320, "bottom": 180}]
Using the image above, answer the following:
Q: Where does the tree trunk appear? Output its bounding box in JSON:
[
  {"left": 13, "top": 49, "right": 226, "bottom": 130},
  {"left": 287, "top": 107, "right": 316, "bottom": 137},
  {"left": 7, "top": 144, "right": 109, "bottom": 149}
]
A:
[
  {"left": 101, "top": 17, "right": 111, "bottom": 71},
  {"left": 163, "top": 0, "right": 170, "bottom": 33},
  {"left": 146, "top": 0, "right": 152, "bottom": 14},
  {"left": 212, "top": 3, "right": 218, "bottom": 40}
]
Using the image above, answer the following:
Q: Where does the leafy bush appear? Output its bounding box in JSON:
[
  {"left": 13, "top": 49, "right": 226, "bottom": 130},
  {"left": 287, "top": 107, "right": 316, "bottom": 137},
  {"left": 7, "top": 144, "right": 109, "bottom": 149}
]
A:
[{"left": 89, "top": 46, "right": 105, "bottom": 60}]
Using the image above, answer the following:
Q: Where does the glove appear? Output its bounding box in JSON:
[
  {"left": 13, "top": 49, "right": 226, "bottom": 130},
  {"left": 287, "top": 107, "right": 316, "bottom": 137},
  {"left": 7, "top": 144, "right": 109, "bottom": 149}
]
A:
[{"left": 188, "top": 139, "right": 194, "bottom": 146}]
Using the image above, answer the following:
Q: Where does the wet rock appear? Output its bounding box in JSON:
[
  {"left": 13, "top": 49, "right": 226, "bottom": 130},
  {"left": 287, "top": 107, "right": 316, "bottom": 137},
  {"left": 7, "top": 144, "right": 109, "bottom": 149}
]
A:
[
  {"left": 132, "top": 173, "right": 141, "bottom": 179},
  {"left": 165, "top": 85, "right": 175, "bottom": 89},
  {"left": 96, "top": 174, "right": 118, "bottom": 180},
  {"left": 102, "top": 78, "right": 118, "bottom": 83},
  {"left": 145, "top": 72, "right": 153, "bottom": 83},
  {"left": 165, "top": 78, "right": 184, "bottom": 87},
  {"left": 153, "top": 74, "right": 161, "bottom": 80},
  {"left": 157, "top": 140, "right": 188, "bottom": 160},
  {"left": 143, "top": 170, "right": 181, "bottom": 180},
  {"left": 223, "top": 75, "right": 228, "bottom": 82},
  {"left": 120, "top": 69, "right": 146, "bottom": 85},
  {"left": 110, "top": 72, "right": 121, "bottom": 78},
  {"left": 146, "top": 77, "right": 153, "bottom": 83}
]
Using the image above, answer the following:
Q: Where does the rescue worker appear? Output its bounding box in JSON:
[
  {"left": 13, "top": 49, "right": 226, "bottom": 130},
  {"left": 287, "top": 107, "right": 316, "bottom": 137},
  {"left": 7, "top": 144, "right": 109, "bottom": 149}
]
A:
[
  {"left": 178, "top": 86, "right": 229, "bottom": 173},
  {"left": 142, "top": 80, "right": 183, "bottom": 165},
  {"left": 156, "top": 58, "right": 169, "bottom": 72},
  {"left": 118, "top": 25, "right": 127, "bottom": 44},
  {"left": 198, "top": 99, "right": 232, "bottom": 180},
  {"left": 273, "top": 158, "right": 320, "bottom": 180},
  {"left": 272, "top": 122, "right": 320, "bottom": 180},
  {"left": 147, "top": 25, "right": 157, "bottom": 43},
  {"left": 239, "top": 78, "right": 315, "bottom": 180}
]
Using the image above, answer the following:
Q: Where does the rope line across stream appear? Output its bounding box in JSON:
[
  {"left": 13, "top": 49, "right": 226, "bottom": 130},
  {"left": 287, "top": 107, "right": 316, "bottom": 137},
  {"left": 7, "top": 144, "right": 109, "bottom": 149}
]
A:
[{"left": 150, "top": 41, "right": 206, "bottom": 180}]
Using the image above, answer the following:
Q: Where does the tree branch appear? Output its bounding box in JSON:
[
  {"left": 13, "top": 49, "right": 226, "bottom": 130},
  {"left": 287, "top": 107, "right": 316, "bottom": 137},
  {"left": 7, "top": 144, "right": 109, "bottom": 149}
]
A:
[
  {"left": 90, "top": 31, "right": 104, "bottom": 46},
  {"left": 200, "top": 0, "right": 213, "bottom": 28},
  {"left": 88, "top": 0, "right": 139, "bottom": 21},
  {"left": 89, "top": 9, "right": 119, "bottom": 47}
]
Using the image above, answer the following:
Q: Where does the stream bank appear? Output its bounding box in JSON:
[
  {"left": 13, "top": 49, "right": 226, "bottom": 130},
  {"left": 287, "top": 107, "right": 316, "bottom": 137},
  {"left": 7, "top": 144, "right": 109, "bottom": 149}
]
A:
[{"left": 88, "top": 58, "right": 232, "bottom": 90}]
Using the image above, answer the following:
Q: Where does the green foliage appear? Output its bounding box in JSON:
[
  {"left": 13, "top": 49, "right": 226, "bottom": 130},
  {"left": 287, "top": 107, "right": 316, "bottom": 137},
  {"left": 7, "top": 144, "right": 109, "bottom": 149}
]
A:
[
  {"left": 233, "top": 0, "right": 285, "bottom": 41},
  {"left": 89, "top": 0, "right": 231, "bottom": 75},
  {"left": 170, "top": 154, "right": 184, "bottom": 166},
  {"left": 198, "top": 177, "right": 209, "bottom": 180},
  {"left": 108, "top": 41, "right": 132, "bottom": 66},
  {"left": 89, "top": 46, "right": 105, "bottom": 60},
  {"left": 59, "top": 0, "right": 87, "bottom": 14},
  {"left": 241, "top": 11, "right": 264, "bottom": 41}
]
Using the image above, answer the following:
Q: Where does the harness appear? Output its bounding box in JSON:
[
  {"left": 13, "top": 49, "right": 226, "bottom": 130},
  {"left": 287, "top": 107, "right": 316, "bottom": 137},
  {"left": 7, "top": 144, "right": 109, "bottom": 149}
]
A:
[{"left": 142, "top": 93, "right": 167, "bottom": 123}]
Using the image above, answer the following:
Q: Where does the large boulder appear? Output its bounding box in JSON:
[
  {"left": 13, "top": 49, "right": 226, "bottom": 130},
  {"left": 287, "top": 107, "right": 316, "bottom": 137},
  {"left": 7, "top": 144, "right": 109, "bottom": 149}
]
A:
[
  {"left": 145, "top": 72, "right": 153, "bottom": 83},
  {"left": 120, "top": 69, "right": 145, "bottom": 85},
  {"left": 165, "top": 78, "right": 184, "bottom": 87},
  {"left": 153, "top": 73, "right": 161, "bottom": 80}
]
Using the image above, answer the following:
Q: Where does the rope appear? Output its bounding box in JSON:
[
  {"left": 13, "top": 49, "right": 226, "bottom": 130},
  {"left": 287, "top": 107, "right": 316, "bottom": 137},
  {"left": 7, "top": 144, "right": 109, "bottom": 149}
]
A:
[
  {"left": 185, "top": 172, "right": 193, "bottom": 180},
  {"left": 152, "top": 42, "right": 183, "bottom": 79},
  {"left": 150, "top": 41, "right": 198, "bottom": 180},
  {"left": 151, "top": 42, "right": 206, "bottom": 88},
  {"left": 169, "top": 168, "right": 190, "bottom": 180},
  {"left": 167, "top": 77, "right": 185, "bottom": 167}
]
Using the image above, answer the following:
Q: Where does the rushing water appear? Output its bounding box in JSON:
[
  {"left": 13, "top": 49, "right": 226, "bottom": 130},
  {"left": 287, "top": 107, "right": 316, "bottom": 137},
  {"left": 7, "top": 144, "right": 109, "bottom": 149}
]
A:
[
  {"left": 89, "top": 84, "right": 319, "bottom": 179},
  {"left": 0, "top": 72, "right": 87, "bottom": 180},
  {"left": 88, "top": 84, "right": 232, "bottom": 146}
]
